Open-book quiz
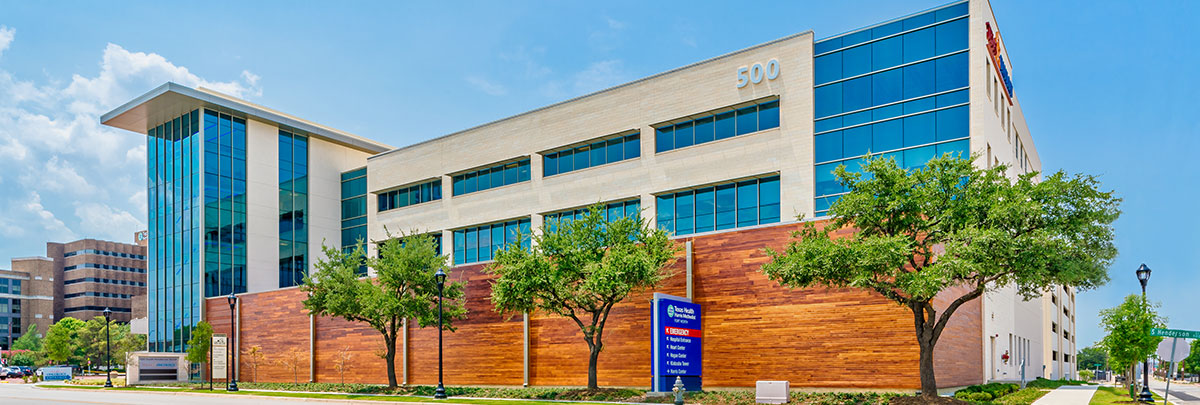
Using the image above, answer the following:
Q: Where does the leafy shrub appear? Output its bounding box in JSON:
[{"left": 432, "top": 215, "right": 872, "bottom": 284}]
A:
[
  {"left": 1024, "top": 378, "right": 1087, "bottom": 389},
  {"left": 966, "top": 392, "right": 993, "bottom": 401}
]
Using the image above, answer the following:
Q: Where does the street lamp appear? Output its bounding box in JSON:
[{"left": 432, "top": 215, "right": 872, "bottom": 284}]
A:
[
  {"left": 434, "top": 269, "right": 447, "bottom": 400},
  {"left": 226, "top": 293, "right": 239, "bottom": 392},
  {"left": 103, "top": 308, "right": 113, "bottom": 388},
  {"left": 1136, "top": 264, "right": 1153, "bottom": 403}
]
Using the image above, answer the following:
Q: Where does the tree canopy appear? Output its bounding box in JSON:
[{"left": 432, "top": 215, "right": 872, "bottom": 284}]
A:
[
  {"left": 1183, "top": 340, "right": 1200, "bottom": 375},
  {"left": 761, "top": 155, "right": 1119, "bottom": 398},
  {"left": 43, "top": 317, "right": 85, "bottom": 364},
  {"left": 1099, "top": 294, "right": 1165, "bottom": 376},
  {"left": 12, "top": 324, "right": 42, "bottom": 351},
  {"left": 488, "top": 204, "right": 679, "bottom": 390},
  {"left": 303, "top": 230, "right": 466, "bottom": 388},
  {"left": 76, "top": 316, "right": 145, "bottom": 368},
  {"left": 1077, "top": 346, "right": 1108, "bottom": 370},
  {"left": 185, "top": 321, "right": 213, "bottom": 365}
]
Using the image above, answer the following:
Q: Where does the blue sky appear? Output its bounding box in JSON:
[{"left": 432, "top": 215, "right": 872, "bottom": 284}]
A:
[{"left": 0, "top": 1, "right": 1195, "bottom": 350}]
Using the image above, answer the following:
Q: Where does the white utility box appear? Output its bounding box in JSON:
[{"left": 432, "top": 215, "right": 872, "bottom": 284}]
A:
[{"left": 756, "top": 380, "right": 790, "bottom": 404}]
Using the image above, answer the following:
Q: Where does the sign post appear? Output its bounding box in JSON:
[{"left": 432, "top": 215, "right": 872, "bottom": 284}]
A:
[
  {"left": 1151, "top": 328, "right": 1198, "bottom": 402},
  {"left": 652, "top": 293, "right": 702, "bottom": 392},
  {"left": 212, "top": 334, "right": 228, "bottom": 390}
]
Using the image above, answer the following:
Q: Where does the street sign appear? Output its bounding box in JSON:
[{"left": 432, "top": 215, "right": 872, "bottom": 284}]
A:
[
  {"left": 1151, "top": 328, "right": 1200, "bottom": 339},
  {"left": 212, "top": 334, "right": 228, "bottom": 379},
  {"left": 652, "top": 293, "right": 702, "bottom": 392}
]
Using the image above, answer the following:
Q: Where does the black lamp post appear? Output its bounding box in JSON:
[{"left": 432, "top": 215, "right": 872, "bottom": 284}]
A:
[
  {"left": 103, "top": 307, "right": 113, "bottom": 388},
  {"left": 226, "top": 293, "right": 239, "bottom": 392},
  {"left": 434, "top": 269, "right": 447, "bottom": 400},
  {"left": 1136, "top": 264, "right": 1153, "bottom": 403}
]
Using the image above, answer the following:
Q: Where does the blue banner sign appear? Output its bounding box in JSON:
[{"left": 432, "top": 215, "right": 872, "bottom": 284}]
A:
[
  {"left": 41, "top": 365, "right": 73, "bottom": 381},
  {"left": 652, "top": 293, "right": 702, "bottom": 392}
]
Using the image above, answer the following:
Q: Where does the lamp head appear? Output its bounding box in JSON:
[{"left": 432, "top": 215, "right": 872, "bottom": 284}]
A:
[
  {"left": 434, "top": 269, "right": 447, "bottom": 286},
  {"left": 102, "top": 307, "right": 111, "bottom": 318},
  {"left": 1136, "top": 263, "right": 1151, "bottom": 287},
  {"left": 227, "top": 292, "right": 238, "bottom": 307}
]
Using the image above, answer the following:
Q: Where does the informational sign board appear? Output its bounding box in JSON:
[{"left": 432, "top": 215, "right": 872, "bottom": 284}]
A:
[
  {"left": 212, "top": 334, "right": 228, "bottom": 379},
  {"left": 652, "top": 293, "right": 701, "bottom": 392},
  {"left": 41, "top": 365, "right": 73, "bottom": 381},
  {"left": 1152, "top": 328, "right": 1200, "bottom": 339},
  {"left": 138, "top": 356, "right": 179, "bottom": 370}
]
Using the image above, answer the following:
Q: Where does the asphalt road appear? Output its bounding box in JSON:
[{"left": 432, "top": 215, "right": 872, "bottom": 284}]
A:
[
  {"left": 0, "top": 382, "right": 382, "bottom": 404},
  {"left": 1151, "top": 377, "right": 1200, "bottom": 404}
]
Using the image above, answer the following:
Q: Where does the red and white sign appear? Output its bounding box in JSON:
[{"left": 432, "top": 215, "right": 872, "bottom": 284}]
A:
[{"left": 664, "top": 326, "right": 701, "bottom": 338}]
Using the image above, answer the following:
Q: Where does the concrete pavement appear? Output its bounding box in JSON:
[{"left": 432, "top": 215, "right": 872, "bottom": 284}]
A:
[
  {"left": 0, "top": 382, "right": 387, "bottom": 404},
  {"left": 1031, "top": 385, "right": 1099, "bottom": 405},
  {"left": 1151, "top": 377, "right": 1200, "bottom": 404}
]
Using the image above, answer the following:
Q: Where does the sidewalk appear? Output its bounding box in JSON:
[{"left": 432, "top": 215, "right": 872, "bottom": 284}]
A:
[{"left": 1032, "top": 385, "right": 1099, "bottom": 405}]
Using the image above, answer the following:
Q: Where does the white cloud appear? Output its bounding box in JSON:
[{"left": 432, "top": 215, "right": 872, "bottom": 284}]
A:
[
  {"left": 465, "top": 75, "right": 508, "bottom": 96},
  {"left": 499, "top": 46, "right": 552, "bottom": 79},
  {"left": 0, "top": 32, "right": 258, "bottom": 261},
  {"left": 0, "top": 26, "right": 13, "bottom": 58},
  {"left": 573, "top": 60, "right": 629, "bottom": 94}
]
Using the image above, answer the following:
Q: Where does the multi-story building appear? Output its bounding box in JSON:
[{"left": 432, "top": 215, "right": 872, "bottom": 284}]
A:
[
  {"left": 48, "top": 239, "right": 149, "bottom": 322},
  {"left": 102, "top": 0, "right": 1071, "bottom": 390},
  {"left": 1, "top": 260, "right": 57, "bottom": 347}
]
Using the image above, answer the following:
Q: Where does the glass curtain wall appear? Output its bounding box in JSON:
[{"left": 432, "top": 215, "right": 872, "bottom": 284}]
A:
[
  {"left": 279, "top": 130, "right": 309, "bottom": 288},
  {"left": 147, "top": 109, "right": 209, "bottom": 352},
  {"left": 812, "top": 2, "right": 969, "bottom": 216},
  {"left": 340, "top": 168, "right": 368, "bottom": 275}
]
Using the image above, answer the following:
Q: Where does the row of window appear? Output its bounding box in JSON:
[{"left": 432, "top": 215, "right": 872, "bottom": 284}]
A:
[
  {"left": 656, "top": 176, "right": 781, "bottom": 236},
  {"left": 65, "top": 292, "right": 134, "bottom": 299},
  {"left": 65, "top": 263, "right": 147, "bottom": 274},
  {"left": 816, "top": 89, "right": 967, "bottom": 133},
  {"left": 815, "top": 17, "right": 967, "bottom": 85},
  {"left": 814, "top": 139, "right": 968, "bottom": 214},
  {"left": 64, "top": 249, "right": 147, "bottom": 260},
  {"left": 0, "top": 298, "right": 19, "bottom": 314},
  {"left": 544, "top": 200, "right": 641, "bottom": 233},
  {"left": 0, "top": 278, "right": 21, "bottom": 295},
  {"left": 64, "top": 277, "right": 146, "bottom": 287},
  {"left": 340, "top": 168, "right": 369, "bottom": 258},
  {"left": 816, "top": 105, "right": 968, "bottom": 164},
  {"left": 279, "top": 129, "right": 310, "bottom": 289},
  {"left": 378, "top": 179, "right": 442, "bottom": 212},
  {"left": 544, "top": 133, "right": 641, "bottom": 177},
  {"left": 814, "top": 2, "right": 966, "bottom": 55},
  {"left": 451, "top": 219, "right": 532, "bottom": 265},
  {"left": 816, "top": 52, "right": 967, "bottom": 118},
  {"left": 655, "top": 100, "right": 780, "bottom": 153},
  {"left": 65, "top": 306, "right": 132, "bottom": 313},
  {"left": 451, "top": 159, "right": 532, "bottom": 197}
]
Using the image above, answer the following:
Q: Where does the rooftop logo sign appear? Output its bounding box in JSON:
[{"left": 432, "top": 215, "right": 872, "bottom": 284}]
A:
[{"left": 985, "top": 22, "right": 1014, "bottom": 104}]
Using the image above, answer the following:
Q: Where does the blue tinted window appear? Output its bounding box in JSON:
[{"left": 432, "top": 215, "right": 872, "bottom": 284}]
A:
[
  {"left": 936, "top": 89, "right": 969, "bottom": 107},
  {"left": 816, "top": 163, "right": 844, "bottom": 196},
  {"left": 558, "top": 150, "right": 574, "bottom": 174},
  {"left": 736, "top": 180, "right": 758, "bottom": 228},
  {"left": 904, "top": 145, "right": 936, "bottom": 170},
  {"left": 841, "top": 30, "right": 872, "bottom": 50},
  {"left": 903, "top": 11, "right": 936, "bottom": 31},
  {"left": 935, "top": 18, "right": 968, "bottom": 54},
  {"left": 903, "top": 27, "right": 935, "bottom": 63},
  {"left": 758, "top": 101, "right": 780, "bottom": 130},
  {"left": 872, "top": 36, "right": 903, "bottom": 70},
  {"left": 758, "top": 176, "right": 780, "bottom": 224},
  {"left": 872, "top": 68, "right": 903, "bottom": 105},
  {"left": 378, "top": 179, "right": 443, "bottom": 212},
  {"left": 655, "top": 126, "right": 673, "bottom": 153},
  {"left": 814, "top": 38, "right": 841, "bottom": 55},
  {"left": 815, "top": 117, "right": 842, "bottom": 133},
  {"left": 674, "top": 121, "right": 694, "bottom": 149},
  {"left": 624, "top": 134, "right": 640, "bottom": 159},
  {"left": 714, "top": 111, "right": 735, "bottom": 140},
  {"left": 815, "top": 83, "right": 842, "bottom": 118},
  {"left": 842, "top": 45, "right": 872, "bottom": 78},
  {"left": 904, "top": 112, "right": 936, "bottom": 147},
  {"left": 844, "top": 111, "right": 870, "bottom": 128},
  {"left": 873, "top": 104, "right": 903, "bottom": 121},
  {"left": 872, "top": 119, "right": 903, "bottom": 152},
  {"left": 452, "top": 158, "right": 532, "bottom": 195},
  {"left": 694, "top": 117, "right": 715, "bottom": 144},
  {"left": 605, "top": 138, "right": 622, "bottom": 164},
  {"left": 844, "top": 125, "right": 873, "bottom": 158},
  {"left": 935, "top": 3, "right": 968, "bottom": 22},
  {"left": 675, "top": 191, "right": 694, "bottom": 236},
  {"left": 935, "top": 139, "right": 969, "bottom": 158},
  {"left": 815, "top": 131, "right": 842, "bottom": 163},
  {"left": 694, "top": 188, "right": 714, "bottom": 234},
  {"left": 545, "top": 133, "right": 638, "bottom": 176},
  {"left": 842, "top": 76, "right": 872, "bottom": 112},
  {"left": 903, "top": 60, "right": 936, "bottom": 99},
  {"left": 936, "top": 106, "right": 969, "bottom": 141},
  {"left": 815, "top": 53, "right": 842, "bottom": 85},
  {"left": 589, "top": 142, "right": 606, "bottom": 167},
  {"left": 872, "top": 21, "right": 904, "bottom": 39},
  {"left": 736, "top": 105, "right": 758, "bottom": 135},
  {"left": 715, "top": 184, "right": 736, "bottom": 230},
  {"left": 544, "top": 153, "right": 558, "bottom": 176},
  {"left": 935, "top": 52, "right": 968, "bottom": 92},
  {"left": 659, "top": 176, "right": 778, "bottom": 236},
  {"left": 904, "top": 96, "right": 936, "bottom": 114},
  {"left": 656, "top": 195, "right": 674, "bottom": 233}
]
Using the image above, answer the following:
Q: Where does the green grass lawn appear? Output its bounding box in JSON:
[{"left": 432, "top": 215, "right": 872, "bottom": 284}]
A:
[
  {"left": 1088, "top": 386, "right": 1172, "bottom": 405},
  {"left": 989, "top": 387, "right": 1052, "bottom": 404},
  {"left": 36, "top": 385, "right": 619, "bottom": 405}
]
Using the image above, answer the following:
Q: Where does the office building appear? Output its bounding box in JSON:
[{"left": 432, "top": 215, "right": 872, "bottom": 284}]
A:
[{"left": 103, "top": 0, "right": 1073, "bottom": 389}]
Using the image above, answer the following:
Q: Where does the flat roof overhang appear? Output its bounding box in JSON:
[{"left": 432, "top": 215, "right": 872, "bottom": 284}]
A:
[{"left": 101, "top": 82, "right": 392, "bottom": 154}]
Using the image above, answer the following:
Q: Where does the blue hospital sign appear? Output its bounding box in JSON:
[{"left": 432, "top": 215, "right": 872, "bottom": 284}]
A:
[{"left": 652, "top": 293, "right": 702, "bottom": 391}]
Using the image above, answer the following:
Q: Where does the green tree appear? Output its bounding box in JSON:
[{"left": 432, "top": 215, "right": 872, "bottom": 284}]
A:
[
  {"left": 303, "top": 231, "right": 467, "bottom": 389},
  {"left": 185, "top": 321, "right": 213, "bottom": 367},
  {"left": 1077, "top": 346, "right": 1109, "bottom": 371},
  {"left": 1182, "top": 340, "right": 1200, "bottom": 375},
  {"left": 12, "top": 324, "right": 42, "bottom": 351},
  {"left": 489, "top": 204, "right": 679, "bottom": 390},
  {"left": 8, "top": 351, "right": 39, "bottom": 367},
  {"left": 760, "top": 155, "right": 1119, "bottom": 399},
  {"left": 1099, "top": 294, "right": 1165, "bottom": 385},
  {"left": 43, "top": 317, "right": 86, "bottom": 365}
]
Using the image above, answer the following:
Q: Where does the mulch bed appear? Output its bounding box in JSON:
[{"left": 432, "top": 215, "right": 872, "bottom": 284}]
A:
[{"left": 890, "top": 396, "right": 971, "bottom": 405}]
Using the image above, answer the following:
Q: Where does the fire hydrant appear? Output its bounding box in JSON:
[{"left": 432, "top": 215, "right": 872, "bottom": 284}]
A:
[{"left": 672, "top": 376, "right": 685, "bottom": 405}]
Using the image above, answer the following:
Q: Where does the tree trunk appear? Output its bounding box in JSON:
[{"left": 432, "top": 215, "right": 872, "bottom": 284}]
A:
[
  {"left": 587, "top": 344, "right": 601, "bottom": 390},
  {"left": 384, "top": 333, "right": 398, "bottom": 388},
  {"left": 918, "top": 336, "right": 938, "bottom": 398},
  {"left": 912, "top": 303, "right": 939, "bottom": 399}
]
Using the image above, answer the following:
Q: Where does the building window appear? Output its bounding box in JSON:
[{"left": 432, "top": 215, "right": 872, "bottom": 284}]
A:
[
  {"left": 656, "top": 175, "right": 780, "bottom": 237},
  {"left": 340, "top": 168, "right": 369, "bottom": 274},
  {"left": 544, "top": 132, "right": 640, "bottom": 177},
  {"left": 452, "top": 218, "right": 531, "bottom": 265},
  {"left": 451, "top": 159, "right": 531, "bottom": 196},
  {"left": 1052, "top": 351, "right": 1058, "bottom": 361},
  {"left": 377, "top": 179, "right": 442, "bottom": 212},
  {"left": 1052, "top": 322, "right": 1058, "bottom": 332},
  {"left": 279, "top": 129, "right": 309, "bottom": 288},
  {"left": 655, "top": 99, "right": 779, "bottom": 153},
  {"left": 544, "top": 199, "right": 641, "bottom": 233}
]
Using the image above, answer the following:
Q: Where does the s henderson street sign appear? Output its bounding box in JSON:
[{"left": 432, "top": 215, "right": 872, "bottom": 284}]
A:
[{"left": 1152, "top": 328, "right": 1200, "bottom": 339}]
